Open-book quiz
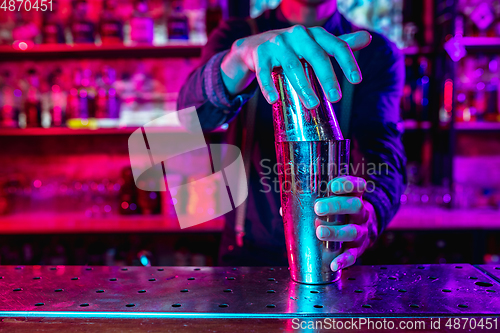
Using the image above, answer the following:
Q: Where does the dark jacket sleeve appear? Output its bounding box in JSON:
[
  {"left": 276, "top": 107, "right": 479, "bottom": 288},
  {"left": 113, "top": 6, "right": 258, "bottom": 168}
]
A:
[
  {"left": 177, "top": 19, "right": 258, "bottom": 132},
  {"left": 352, "top": 34, "right": 407, "bottom": 233}
]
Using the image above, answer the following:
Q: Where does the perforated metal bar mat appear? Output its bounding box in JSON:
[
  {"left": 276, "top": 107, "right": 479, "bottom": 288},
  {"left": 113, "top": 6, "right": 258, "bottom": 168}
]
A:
[
  {"left": 0, "top": 265, "right": 498, "bottom": 318},
  {"left": 478, "top": 265, "right": 500, "bottom": 284}
]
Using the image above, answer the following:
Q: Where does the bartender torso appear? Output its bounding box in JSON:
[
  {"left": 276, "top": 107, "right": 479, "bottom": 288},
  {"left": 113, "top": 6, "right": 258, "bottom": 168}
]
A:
[{"left": 178, "top": 0, "right": 406, "bottom": 270}]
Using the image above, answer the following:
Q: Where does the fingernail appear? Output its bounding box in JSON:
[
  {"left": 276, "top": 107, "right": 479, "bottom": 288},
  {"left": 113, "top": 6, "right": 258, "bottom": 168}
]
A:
[
  {"left": 306, "top": 95, "right": 319, "bottom": 108},
  {"left": 331, "top": 261, "right": 339, "bottom": 272},
  {"left": 350, "top": 71, "right": 361, "bottom": 83},
  {"left": 318, "top": 226, "right": 330, "bottom": 239},
  {"left": 315, "top": 202, "right": 328, "bottom": 215},
  {"left": 268, "top": 91, "right": 278, "bottom": 103},
  {"left": 327, "top": 88, "right": 341, "bottom": 102}
]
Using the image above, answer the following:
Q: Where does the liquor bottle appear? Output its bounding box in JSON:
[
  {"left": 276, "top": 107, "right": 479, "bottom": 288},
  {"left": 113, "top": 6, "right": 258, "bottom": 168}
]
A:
[
  {"left": 41, "top": 0, "right": 65, "bottom": 44},
  {"left": 48, "top": 68, "right": 67, "bottom": 127},
  {"left": 104, "top": 67, "right": 120, "bottom": 120},
  {"left": 95, "top": 66, "right": 121, "bottom": 123},
  {"left": 119, "top": 167, "right": 138, "bottom": 215},
  {"left": 66, "top": 71, "right": 81, "bottom": 122},
  {"left": 23, "top": 69, "right": 42, "bottom": 128},
  {"left": 205, "top": 0, "right": 222, "bottom": 37},
  {"left": 130, "top": 0, "right": 154, "bottom": 44},
  {"left": 167, "top": 0, "right": 190, "bottom": 41},
  {"left": 70, "top": 0, "right": 96, "bottom": 44},
  {"left": 0, "top": 70, "right": 19, "bottom": 128},
  {"left": 99, "top": 0, "right": 124, "bottom": 45}
]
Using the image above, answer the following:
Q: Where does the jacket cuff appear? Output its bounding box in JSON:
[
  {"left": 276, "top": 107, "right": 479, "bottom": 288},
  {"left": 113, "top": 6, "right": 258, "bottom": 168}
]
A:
[
  {"left": 203, "top": 50, "right": 258, "bottom": 114},
  {"left": 363, "top": 187, "right": 394, "bottom": 234}
]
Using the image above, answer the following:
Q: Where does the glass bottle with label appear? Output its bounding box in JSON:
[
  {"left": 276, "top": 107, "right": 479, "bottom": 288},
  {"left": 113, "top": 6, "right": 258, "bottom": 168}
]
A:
[
  {"left": 0, "top": 70, "right": 19, "bottom": 128},
  {"left": 99, "top": 0, "right": 124, "bottom": 45},
  {"left": 70, "top": 0, "right": 96, "bottom": 44},
  {"left": 206, "top": 0, "right": 222, "bottom": 37},
  {"left": 42, "top": 0, "right": 65, "bottom": 44},
  {"left": 130, "top": 0, "right": 154, "bottom": 44},
  {"left": 167, "top": 0, "right": 190, "bottom": 41},
  {"left": 23, "top": 69, "right": 42, "bottom": 128}
]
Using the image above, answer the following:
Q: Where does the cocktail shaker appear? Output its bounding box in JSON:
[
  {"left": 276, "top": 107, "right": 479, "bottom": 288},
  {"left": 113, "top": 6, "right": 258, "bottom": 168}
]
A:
[{"left": 272, "top": 61, "right": 350, "bottom": 284}]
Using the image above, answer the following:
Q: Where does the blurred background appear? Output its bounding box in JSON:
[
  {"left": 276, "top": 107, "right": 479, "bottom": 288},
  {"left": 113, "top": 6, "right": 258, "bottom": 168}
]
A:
[{"left": 0, "top": 0, "right": 499, "bottom": 267}]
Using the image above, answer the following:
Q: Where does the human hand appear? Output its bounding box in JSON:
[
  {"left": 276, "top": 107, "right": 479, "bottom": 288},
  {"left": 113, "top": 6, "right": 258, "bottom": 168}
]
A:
[
  {"left": 221, "top": 25, "right": 372, "bottom": 107},
  {"left": 313, "top": 176, "right": 378, "bottom": 272}
]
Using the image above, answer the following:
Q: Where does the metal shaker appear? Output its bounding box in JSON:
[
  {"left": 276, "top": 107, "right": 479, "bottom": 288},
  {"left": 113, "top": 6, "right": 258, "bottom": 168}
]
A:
[{"left": 272, "top": 61, "right": 350, "bottom": 284}]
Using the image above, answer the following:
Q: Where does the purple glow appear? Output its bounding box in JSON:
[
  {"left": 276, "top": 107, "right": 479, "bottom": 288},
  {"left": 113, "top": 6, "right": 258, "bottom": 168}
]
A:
[
  {"left": 130, "top": 203, "right": 137, "bottom": 211},
  {"left": 476, "top": 82, "right": 485, "bottom": 91},
  {"left": 443, "top": 194, "right": 451, "bottom": 203},
  {"left": 14, "top": 89, "right": 22, "bottom": 97},
  {"left": 400, "top": 194, "right": 407, "bottom": 203},
  {"left": 457, "top": 93, "right": 466, "bottom": 103},
  {"left": 149, "top": 192, "right": 157, "bottom": 199},
  {"left": 104, "top": 205, "right": 112, "bottom": 213}
]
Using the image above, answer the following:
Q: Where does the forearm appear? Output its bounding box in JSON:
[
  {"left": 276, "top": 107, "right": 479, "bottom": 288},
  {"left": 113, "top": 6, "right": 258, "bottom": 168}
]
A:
[{"left": 177, "top": 50, "right": 257, "bottom": 132}]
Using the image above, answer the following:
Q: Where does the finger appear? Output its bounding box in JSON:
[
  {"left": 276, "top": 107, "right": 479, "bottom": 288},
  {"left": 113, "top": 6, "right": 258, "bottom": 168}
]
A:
[
  {"left": 277, "top": 53, "right": 319, "bottom": 109},
  {"left": 329, "top": 176, "right": 366, "bottom": 196},
  {"left": 288, "top": 26, "right": 341, "bottom": 103},
  {"left": 309, "top": 29, "right": 371, "bottom": 85},
  {"left": 300, "top": 44, "right": 341, "bottom": 103},
  {"left": 314, "top": 196, "right": 363, "bottom": 216},
  {"left": 316, "top": 223, "right": 365, "bottom": 242},
  {"left": 331, "top": 248, "right": 358, "bottom": 272},
  {"left": 255, "top": 57, "right": 279, "bottom": 104}
]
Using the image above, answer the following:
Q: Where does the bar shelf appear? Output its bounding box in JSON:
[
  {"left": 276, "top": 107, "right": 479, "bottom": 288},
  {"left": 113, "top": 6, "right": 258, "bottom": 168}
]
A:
[
  {"left": 0, "top": 213, "right": 224, "bottom": 234},
  {"left": 0, "top": 43, "right": 203, "bottom": 61}
]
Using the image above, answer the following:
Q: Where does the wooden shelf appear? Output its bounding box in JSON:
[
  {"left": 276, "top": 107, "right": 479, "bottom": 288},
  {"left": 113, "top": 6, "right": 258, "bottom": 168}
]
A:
[
  {"left": 389, "top": 206, "right": 500, "bottom": 230},
  {"left": 0, "top": 213, "right": 224, "bottom": 234},
  {"left": 0, "top": 43, "right": 203, "bottom": 61}
]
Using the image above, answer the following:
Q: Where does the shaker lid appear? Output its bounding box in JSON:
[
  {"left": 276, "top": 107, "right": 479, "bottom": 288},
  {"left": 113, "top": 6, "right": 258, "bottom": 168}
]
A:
[{"left": 271, "top": 61, "right": 344, "bottom": 142}]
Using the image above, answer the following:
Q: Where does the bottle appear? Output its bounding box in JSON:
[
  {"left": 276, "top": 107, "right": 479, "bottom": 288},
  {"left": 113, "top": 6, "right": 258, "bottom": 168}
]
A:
[
  {"left": 41, "top": 0, "right": 65, "bottom": 44},
  {"left": 119, "top": 167, "right": 138, "bottom": 215},
  {"left": 205, "top": 0, "right": 222, "bottom": 37},
  {"left": 130, "top": 0, "right": 154, "bottom": 44},
  {"left": 167, "top": 0, "right": 190, "bottom": 41},
  {"left": 95, "top": 66, "right": 121, "bottom": 124},
  {"left": 0, "top": 70, "right": 19, "bottom": 128},
  {"left": 48, "top": 68, "right": 67, "bottom": 127},
  {"left": 23, "top": 69, "right": 42, "bottom": 128},
  {"left": 99, "top": 0, "right": 124, "bottom": 45},
  {"left": 70, "top": 0, "right": 96, "bottom": 44}
]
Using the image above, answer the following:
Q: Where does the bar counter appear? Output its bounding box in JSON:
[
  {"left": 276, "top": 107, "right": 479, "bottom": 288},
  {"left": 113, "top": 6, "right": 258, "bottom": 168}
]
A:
[{"left": 0, "top": 265, "right": 499, "bottom": 332}]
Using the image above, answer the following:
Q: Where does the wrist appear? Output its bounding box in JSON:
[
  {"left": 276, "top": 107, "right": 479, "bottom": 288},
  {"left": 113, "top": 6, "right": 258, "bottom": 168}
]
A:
[{"left": 221, "top": 42, "right": 255, "bottom": 96}]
